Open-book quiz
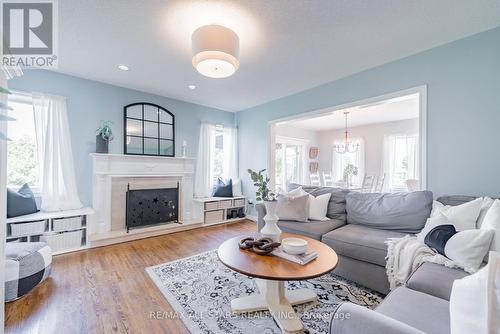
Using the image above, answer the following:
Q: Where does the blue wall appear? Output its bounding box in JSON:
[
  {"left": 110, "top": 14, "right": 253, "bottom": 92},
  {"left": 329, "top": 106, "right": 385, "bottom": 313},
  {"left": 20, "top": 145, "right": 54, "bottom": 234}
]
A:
[
  {"left": 9, "top": 70, "right": 235, "bottom": 206},
  {"left": 237, "top": 27, "right": 500, "bottom": 199}
]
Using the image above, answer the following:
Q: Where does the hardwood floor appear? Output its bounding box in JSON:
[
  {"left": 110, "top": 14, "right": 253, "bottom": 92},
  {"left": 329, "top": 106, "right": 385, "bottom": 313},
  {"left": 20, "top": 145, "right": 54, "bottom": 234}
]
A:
[{"left": 5, "top": 220, "right": 255, "bottom": 334}]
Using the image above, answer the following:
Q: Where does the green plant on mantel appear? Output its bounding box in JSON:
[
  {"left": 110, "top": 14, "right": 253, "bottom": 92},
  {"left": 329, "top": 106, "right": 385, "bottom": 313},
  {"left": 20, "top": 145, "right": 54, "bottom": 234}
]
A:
[
  {"left": 96, "top": 120, "right": 114, "bottom": 141},
  {"left": 248, "top": 168, "right": 276, "bottom": 202}
]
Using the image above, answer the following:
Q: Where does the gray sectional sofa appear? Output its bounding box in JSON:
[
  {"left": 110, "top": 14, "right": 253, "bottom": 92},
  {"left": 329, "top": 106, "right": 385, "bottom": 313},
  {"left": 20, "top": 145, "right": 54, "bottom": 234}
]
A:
[{"left": 256, "top": 185, "right": 473, "bottom": 334}]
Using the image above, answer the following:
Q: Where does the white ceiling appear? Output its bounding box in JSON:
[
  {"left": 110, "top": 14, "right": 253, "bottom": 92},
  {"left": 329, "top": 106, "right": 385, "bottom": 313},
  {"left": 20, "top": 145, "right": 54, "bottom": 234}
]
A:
[
  {"left": 281, "top": 93, "right": 419, "bottom": 131},
  {"left": 55, "top": 1, "right": 500, "bottom": 111}
]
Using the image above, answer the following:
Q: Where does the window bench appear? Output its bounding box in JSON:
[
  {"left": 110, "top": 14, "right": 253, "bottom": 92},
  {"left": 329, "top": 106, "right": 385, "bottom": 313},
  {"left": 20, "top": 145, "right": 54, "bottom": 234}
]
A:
[{"left": 6, "top": 207, "right": 94, "bottom": 255}]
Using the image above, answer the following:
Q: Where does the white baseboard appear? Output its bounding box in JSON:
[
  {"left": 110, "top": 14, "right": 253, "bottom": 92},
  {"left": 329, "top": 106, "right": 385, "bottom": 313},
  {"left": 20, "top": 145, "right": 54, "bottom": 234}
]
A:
[{"left": 245, "top": 215, "right": 257, "bottom": 222}]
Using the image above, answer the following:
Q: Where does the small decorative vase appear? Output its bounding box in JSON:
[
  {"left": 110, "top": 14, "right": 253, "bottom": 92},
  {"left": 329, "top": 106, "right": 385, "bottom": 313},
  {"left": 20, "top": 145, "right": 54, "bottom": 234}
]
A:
[
  {"left": 96, "top": 135, "right": 109, "bottom": 153},
  {"left": 261, "top": 200, "right": 281, "bottom": 242}
]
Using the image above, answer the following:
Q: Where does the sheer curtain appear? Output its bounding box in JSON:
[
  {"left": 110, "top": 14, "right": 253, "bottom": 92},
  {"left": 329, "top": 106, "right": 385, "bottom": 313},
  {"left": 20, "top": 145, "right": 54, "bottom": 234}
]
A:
[
  {"left": 33, "top": 92, "right": 82, "bottom": 211},
  {"left": 194, "top": 122, "right": 216, "bottom": 198},
  {"left": 223, "top": 126, "right": 238, "bottom": 180},
  {"left": 383, "top": 134, "right": 419, "bottom": 192},
  {"left": 332, "top": 137, "right": 365, "bottom": 186}
]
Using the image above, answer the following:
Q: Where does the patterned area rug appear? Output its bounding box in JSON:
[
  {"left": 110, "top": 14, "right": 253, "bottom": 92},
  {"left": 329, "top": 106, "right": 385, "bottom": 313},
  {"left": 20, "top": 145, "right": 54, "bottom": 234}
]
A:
[{"left": 146, "top": 250, "right": 384, "bottom": 334}]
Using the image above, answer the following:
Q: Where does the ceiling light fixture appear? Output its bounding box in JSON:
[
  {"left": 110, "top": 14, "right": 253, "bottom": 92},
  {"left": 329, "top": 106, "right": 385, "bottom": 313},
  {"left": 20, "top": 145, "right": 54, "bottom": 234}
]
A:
[
  {"left": 192, "top": 25, "right": 240, "bottom": 78},
  {"left": 118, "top": 64, "right": 129, "bottom": 71},
  {"left": 188, "top": 84, "right": 196, "bottom": 90},
  {"left": 334, "top": 112, "right": 359, "bottom": 154}
]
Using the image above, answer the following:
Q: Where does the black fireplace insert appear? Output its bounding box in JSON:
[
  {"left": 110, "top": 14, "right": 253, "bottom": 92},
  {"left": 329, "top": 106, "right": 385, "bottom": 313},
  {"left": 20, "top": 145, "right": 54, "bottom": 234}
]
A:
[{"left": 125, "top": 183, "right": 179, "bottom": 232}]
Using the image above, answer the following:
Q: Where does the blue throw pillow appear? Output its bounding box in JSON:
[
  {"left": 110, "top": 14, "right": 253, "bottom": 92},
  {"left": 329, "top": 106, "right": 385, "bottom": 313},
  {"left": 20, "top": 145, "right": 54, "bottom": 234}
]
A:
[
  {"left": 212, "top": 178, "right": 233, "bottom": 197},
  {"left": 7, "top": 184, "right": 39, "bottom": 218}
]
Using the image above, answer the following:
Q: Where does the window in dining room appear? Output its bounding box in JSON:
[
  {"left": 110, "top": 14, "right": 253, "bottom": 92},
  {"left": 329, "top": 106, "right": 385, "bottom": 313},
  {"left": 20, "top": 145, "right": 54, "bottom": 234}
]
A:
[
  {"left": 275, "top": 137, "right": 305, "bottom": 192},
  {"left": 384, "top": 134, "right": 418, "bottom": 192}
]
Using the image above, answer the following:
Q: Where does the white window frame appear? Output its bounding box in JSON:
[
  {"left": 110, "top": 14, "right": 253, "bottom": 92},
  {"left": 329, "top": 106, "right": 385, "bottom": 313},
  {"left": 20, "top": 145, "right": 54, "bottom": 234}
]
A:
[
  {"left": 6, "top": 91, "right": 41, "bottom": 195},
  {"left": 275, "top": 135, "right": 308, "bottom": 191}
]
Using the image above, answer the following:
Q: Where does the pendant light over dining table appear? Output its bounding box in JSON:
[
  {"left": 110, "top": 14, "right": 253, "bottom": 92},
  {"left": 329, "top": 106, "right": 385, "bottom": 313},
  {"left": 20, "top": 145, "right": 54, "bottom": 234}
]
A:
[{"left": 192, "top": 25, "right": 240, "bottom": 78}]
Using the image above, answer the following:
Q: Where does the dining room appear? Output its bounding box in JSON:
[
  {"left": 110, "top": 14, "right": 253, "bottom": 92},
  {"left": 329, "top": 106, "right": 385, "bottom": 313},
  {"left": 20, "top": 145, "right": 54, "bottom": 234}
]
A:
[{"left": 269, "top": 88, "right": 425, "bottom": 193}]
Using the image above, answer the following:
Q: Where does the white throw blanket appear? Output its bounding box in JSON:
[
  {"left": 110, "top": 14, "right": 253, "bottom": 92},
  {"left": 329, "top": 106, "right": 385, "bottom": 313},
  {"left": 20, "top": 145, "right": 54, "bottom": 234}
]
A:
[{"left": 385, "top": 235, "right": 458, "bottom": 290}]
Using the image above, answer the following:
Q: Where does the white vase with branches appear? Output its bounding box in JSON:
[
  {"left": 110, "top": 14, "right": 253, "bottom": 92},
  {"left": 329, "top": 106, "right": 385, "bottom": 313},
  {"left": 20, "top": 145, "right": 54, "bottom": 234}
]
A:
[{"left": 248, "top": 169, "right": 281, "bottom": 241}]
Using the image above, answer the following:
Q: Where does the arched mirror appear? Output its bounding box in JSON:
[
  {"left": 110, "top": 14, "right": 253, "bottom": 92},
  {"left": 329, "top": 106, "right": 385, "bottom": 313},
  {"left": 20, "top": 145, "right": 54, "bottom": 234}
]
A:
[{"left": 124, "top": 103, "right": 175, "bottom": 156}]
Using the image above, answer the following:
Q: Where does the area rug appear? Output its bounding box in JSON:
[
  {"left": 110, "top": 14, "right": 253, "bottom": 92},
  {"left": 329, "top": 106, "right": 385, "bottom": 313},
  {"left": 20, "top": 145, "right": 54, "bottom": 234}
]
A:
[{"left": 146, "top": 250, "right": 384, "bottom": 334}]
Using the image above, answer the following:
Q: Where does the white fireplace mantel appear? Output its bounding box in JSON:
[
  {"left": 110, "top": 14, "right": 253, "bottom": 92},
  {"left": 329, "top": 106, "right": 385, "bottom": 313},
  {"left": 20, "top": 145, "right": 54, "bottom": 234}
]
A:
[{"left": 89, "top": 153, "right": 196, "bottom": 242}]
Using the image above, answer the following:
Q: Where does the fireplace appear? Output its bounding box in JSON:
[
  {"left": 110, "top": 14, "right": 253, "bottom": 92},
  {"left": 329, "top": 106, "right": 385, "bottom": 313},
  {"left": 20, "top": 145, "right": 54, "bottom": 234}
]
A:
[{"left": 125, "top": 183, "right": 180, "bottom": 232}]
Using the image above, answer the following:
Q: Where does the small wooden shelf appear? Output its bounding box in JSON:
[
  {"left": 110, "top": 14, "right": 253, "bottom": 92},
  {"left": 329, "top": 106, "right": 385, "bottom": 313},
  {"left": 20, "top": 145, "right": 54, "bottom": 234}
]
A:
[{"left": 193, "top": 197, "right": 247, "bottom": 226}]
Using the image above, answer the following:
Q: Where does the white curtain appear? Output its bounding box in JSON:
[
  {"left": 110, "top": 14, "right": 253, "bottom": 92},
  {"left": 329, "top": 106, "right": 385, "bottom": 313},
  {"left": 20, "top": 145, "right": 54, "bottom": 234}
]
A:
[
  {"left": 33, "top": 93, "right": 82, "bottom": 211},
  {"left": 332, "top": 137, "right": 365, "bottom": 186},
  {"left": 383, "top": 134, "right": 419, "bottom": 192},
  {"left": 194, "top": 122, "right": 216, "bottom": 198},
  {"left": 223, "top": 126, "right": 238, "bottom": 180}
]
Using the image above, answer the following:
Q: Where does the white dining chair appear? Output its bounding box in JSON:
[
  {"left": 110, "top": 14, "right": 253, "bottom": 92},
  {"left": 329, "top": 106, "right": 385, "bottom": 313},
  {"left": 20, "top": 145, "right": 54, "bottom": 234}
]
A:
[
  {"left": 322, "top": 172, "right": 334, "bottom": 187},
  {"left": 360, "top": 174, "right": 376, "bottom": 192},
  {"left": 310, "top": 173, "right": 321, "bottom": 186},
  {"left": 406, "top": 179, "right": 420, "bottom": 192},
  {"left": 372, "top": 174, "right": 386, "bottom": 192}
]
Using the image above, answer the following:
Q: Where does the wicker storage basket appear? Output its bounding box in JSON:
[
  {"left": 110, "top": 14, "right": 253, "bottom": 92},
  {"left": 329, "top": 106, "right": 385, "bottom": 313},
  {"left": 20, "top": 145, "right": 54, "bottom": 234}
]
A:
[
  {"left": 40, "top": 230, "right": 83, "bottom": 252},
  {"left": 10, "top": 220, "right": 46, "bottom": 237},
  {"left": 53, "top": 216, "right": 82, "bottom": 232}
]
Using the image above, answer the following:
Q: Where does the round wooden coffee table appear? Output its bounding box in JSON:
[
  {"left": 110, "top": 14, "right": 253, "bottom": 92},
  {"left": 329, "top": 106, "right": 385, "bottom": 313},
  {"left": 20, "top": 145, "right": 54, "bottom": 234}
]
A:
[{"left": 217, "top": 233, "right": 338, "bottom": 333}]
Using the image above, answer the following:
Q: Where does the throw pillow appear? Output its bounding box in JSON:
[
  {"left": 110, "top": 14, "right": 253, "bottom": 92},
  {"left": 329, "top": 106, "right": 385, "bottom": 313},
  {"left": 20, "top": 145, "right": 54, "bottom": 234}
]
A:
[
  {"left": 444, "top": 229, "right": 493, "bottom": 273},
  {"left": 281, "top": 187, "right": 332, "bottom": 221},
  {"left": 276, "top": 193, "right": 309, "bottom": 222},
  {"left": 430, "top": 198, "right": 483, "bottom": 230},
  {"left": 308, "top": 193, "right": 331, "bottom": 221},
  {"left": 279, "top": 186, "right": 306, "bottom": 198},
  {"left": 7, "top": 184, "right": 39, "bottom": 218},
  {"left": 450, "top": 251, "right": 500, "bottom": 334},
  {"left": 419, "top": 213, "right": 494, "bottom": 273},
  {"left": 477, "top": 197, "right": 495, "bottom": 228},
  {"left": 231, "top": 178, "right": 243, "bottom": 197},
  {"left": 212, "top": 178, "right": 233, "bottom": 197},
  {"left": 346, "top": 191, "right": 433, "bottom": 233},
  {"left": 480, "top": 199, "right": 500, "bottom": 262}
]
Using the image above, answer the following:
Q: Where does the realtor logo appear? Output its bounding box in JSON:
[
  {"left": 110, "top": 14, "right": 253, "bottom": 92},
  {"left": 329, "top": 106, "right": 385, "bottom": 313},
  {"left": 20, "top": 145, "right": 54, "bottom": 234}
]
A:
[{"left": 1, "top": 0, "right": 58, "bottom": 68}]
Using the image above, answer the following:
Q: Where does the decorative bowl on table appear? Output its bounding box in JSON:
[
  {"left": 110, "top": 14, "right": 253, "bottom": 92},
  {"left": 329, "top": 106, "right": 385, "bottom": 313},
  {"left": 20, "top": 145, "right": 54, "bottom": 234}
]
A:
[{"left": 281, "top": 237, "right": 308, "bottom": 255}]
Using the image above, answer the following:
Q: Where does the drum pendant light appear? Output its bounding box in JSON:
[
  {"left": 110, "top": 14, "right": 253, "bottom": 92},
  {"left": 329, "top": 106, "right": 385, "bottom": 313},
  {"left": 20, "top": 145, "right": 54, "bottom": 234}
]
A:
[{"left": 192, "top": 25, "right": 240, "bottom": 78}]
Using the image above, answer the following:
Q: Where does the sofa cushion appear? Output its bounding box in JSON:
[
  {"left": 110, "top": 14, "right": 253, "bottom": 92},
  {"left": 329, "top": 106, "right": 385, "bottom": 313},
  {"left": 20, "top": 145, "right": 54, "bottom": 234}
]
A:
[
  {"left": 7, "top": 184, "right": 39, "bottom": 218},
  {"left": 346, "top": 191, "right": 433, "bottom": 233},
  {"left": 277, "top": 219, "right": 345, "bottom": 240},
  {"left": 322, "top": 224, "right": 406, "bottom": 266},
  {"left": 406, "top": 262, "right": 468, "bottom": 301},
  {"left": 376, "top": 287, "right": 450, "bottom": 334},
  {"left": 288, "top": 183, "right": 350, "bottom": 221}
]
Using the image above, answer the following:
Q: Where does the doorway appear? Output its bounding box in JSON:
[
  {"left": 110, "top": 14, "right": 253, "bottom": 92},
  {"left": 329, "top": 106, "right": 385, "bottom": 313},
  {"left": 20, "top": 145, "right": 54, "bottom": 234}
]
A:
[{"left": 268, "top": 86, "right": 427, "bottom": 193}]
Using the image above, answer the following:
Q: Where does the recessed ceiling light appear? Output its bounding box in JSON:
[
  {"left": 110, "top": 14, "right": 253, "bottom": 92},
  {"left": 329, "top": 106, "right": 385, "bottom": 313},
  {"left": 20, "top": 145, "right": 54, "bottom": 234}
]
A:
[
  {"left": 188, "top": 84, "right": 196, "bottom": 90},
  {"left": 118, "top": 64, "right": 129, "bottom": 71}
]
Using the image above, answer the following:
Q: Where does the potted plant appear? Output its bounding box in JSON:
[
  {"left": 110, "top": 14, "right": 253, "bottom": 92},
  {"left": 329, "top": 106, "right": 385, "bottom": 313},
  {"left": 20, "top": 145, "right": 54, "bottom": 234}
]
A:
[
  {"left": 248, "top": 169, "right": 281, "bottom": 241},
  {"left": 95, "top": 121, "right": 114, "bottom": 153},
  {"left": 343, "top": 163, "right": 358, "bottom": 187}
]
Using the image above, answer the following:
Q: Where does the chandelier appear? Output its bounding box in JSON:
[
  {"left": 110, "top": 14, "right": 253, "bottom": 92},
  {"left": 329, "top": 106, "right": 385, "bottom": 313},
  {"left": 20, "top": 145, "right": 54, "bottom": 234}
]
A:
[{"left": 334, "top": 111, "right": 359, "bottom": 154}]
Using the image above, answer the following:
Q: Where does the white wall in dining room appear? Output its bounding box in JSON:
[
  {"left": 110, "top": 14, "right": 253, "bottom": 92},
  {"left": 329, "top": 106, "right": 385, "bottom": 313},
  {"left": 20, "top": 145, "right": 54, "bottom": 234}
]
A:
[
  {"left": 275, "top": 124, "right": 319, "bottom": 183},
  {"left": 317, "top": 118, "right": 419, "bottom": 179}
]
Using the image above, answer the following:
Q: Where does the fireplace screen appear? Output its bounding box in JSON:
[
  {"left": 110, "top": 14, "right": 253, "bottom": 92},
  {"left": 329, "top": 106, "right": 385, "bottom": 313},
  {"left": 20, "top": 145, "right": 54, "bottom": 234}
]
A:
[{"left": 126, "top": 184, "right": 179, "bottom": 232}]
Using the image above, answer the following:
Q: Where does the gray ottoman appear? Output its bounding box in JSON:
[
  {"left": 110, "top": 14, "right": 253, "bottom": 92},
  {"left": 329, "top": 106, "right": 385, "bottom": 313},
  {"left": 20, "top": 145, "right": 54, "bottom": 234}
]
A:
[{"left": 5, "top": 242, "right": 52, "bottom": 302}]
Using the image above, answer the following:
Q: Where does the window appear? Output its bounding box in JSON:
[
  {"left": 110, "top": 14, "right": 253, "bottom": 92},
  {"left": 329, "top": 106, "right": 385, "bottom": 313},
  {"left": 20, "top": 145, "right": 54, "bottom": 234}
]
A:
[
  {"left": 211, "top": 124, "right": 237, "bottom": 184},
  {"left": 275, "top": 137, "right": 305, "bottom": 192},
  {"left": 332, "top": 138, "right": 364, "bottom": 186},
  {"left": 384, "top": 134, "right": 418, "bottom": 191},
  {"left": 213, "top": 125, "right": 225, "bottom": 182},
  {"left": 7, "top": 94, "right": 40, "bottom": 190}
]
